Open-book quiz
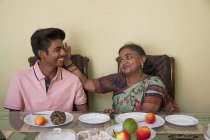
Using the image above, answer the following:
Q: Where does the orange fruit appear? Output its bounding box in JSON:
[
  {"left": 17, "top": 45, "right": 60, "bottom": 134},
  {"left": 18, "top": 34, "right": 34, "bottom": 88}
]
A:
[{"left": 34, "top": 115, "right": 47, "bottom": 126}]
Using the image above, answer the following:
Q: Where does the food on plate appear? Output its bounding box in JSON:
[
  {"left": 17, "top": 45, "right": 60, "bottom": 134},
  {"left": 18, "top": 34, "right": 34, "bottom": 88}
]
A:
[
  {"left": 78, "top": 129, "right": 109, "bottom": 140},
  {"left": 78, "top": 132, "right": 89, "bottom": 140},
  {"left": 123, "top": 118, "right": 138, "bottom": 135},
  {"left": 34, "top": 115, "right": 47, "bottom": 126},
  {"left": 113, "top": 130, "right": 129, "bottom": 140},
  {"left": 136, "top": 126, "right": 151, "bottom": 140},
  {"left": 145, "top": 112, "right": 156, "bottom": 124},
  {"left": 89, "top": 128, "right": 99, "bottom": 136},
  {"left": 50, "top": 111, "right": 66, "bottom": 125}
]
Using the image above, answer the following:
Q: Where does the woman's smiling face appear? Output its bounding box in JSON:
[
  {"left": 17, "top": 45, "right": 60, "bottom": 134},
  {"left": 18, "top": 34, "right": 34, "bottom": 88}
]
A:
[{"left": 118, "top": 48, "right": 145, "bottom": 76}]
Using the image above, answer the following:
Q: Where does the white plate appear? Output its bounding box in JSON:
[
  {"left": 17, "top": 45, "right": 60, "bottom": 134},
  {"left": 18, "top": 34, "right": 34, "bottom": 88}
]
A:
[
  {"left": 106, "top": 124, "right": 156, "bottom": 140},
  {"left": 115, "top": 112, "right": 145, "bottom": 123},
  {"left": 115, "top": 112, "right": 165, "bottom": 128},
  {"left": 77, "top": 130, "right": 109, "bottom": 140},
  {"left": 165, "top": 115, "right": 199, "bottom": 126},
  {"left": 78, "top": 113, "right": 110, "bottom": 124},
  {"left": 24, "top": 111, "right": 73, "bottom": 127}
]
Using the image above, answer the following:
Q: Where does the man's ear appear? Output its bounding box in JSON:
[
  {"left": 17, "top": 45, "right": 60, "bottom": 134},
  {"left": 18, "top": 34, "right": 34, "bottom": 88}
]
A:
[{"left": 37, "top": 50, "right": 46, "bottom": 60}]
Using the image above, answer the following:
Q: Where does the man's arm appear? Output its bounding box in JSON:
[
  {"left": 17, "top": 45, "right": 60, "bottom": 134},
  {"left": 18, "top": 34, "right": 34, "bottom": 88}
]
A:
[
  {"left": 8, "top": 109, "right": 24, "bottom": 130},
  {"left": 75, "top": 103, "right": 88, "bottom": 112}
]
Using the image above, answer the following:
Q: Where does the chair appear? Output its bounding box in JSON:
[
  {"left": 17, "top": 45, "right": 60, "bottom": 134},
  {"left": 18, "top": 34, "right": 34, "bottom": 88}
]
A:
[
  {"left": 28, "top": 54, "right": 89, "bottom": 110},
  {"left": 146, "top": 55, "right": 175, "bottom": 99},
  {"left": 117, "top": 55, "right": 175, "bottom": 99}
]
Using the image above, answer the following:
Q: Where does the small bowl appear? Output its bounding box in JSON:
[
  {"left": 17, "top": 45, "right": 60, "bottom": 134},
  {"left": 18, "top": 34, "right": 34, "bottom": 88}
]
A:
[
  {"left": 35, "top": 128, "right": 77, "bottom": 140},
  {"left": 106, "top": 124, "right": 156, "bottom": 140}
]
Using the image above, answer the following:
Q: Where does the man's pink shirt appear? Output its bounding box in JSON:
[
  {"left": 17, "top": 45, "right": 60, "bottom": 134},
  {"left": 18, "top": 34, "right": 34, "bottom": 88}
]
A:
[{"left": 4, "top": 62, "right": 87, "bottom": 112}]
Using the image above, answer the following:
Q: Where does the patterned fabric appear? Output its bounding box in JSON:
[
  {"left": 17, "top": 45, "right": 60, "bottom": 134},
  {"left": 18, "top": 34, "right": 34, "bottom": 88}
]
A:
[{"left": 93, "top": 73, "right": 176, "bottom": 113}]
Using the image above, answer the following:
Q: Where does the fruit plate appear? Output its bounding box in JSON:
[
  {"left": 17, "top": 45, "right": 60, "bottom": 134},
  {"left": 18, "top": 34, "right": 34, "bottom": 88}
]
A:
[
  {"left": 115, "top": 112, "right": 145, "bottom": 123},
  {"left": 106, "top": 124, "right": 156, "bottom": 140},
  {"left": 115, "top": 112, "right": 165, "bottom": 128},
  {"left": 24, "top": 111, "right": 73, "bottom": 127},
  {"left": 77, "top": 129, "right": 109, "bottom": 140},
  {"left": 165, "top": 115, "right": 199, "bottom": 126},
  {"left": 78, "top": 113, "right": 110, "bottom": 124}
]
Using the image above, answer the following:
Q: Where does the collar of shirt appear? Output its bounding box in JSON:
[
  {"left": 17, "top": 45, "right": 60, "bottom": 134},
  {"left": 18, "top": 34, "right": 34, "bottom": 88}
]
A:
[{"left": 33, "top": 61, "right": 63, "bottom": 81}]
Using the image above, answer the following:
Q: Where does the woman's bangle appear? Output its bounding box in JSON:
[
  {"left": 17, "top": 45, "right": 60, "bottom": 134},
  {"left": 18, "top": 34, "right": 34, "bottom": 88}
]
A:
[
  {"left": 64, "top": 62, "right": 74, "bottom": 69},
  {"left": 70, "top": 66, "right": 78, "bottom": 72}
]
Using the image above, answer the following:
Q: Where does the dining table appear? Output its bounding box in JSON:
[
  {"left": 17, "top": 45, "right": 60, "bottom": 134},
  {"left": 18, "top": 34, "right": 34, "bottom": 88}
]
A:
[{"left": 0, "top": 110, "right": 210, "bottom": 140}]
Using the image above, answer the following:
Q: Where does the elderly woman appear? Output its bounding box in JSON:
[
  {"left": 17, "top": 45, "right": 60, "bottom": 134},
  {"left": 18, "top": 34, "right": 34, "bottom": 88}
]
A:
[{"left": 64, "top": 43, "right": 178, "bottom": 113}]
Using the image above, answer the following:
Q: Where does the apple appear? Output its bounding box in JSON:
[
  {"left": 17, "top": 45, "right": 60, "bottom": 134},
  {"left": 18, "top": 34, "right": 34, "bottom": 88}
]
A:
[
  {"left": 112, "top": 130, "right": 120, "bottom": 138},
  {"left": 145, "top": 113, "right": 156, "bottom": 124},
  {"left": 136, "top": 126, "right": 151, "bottom": 140},
  {"left": 113, "top": 130, "right": 130, "bottom": 140}
]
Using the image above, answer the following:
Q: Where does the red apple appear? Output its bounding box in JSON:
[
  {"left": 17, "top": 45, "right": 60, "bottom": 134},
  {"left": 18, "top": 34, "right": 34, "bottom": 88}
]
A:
[
  {"left": 115, "top": 130, "right": 130, "bottom": 140},
  {"left": 145, "top": 113, "right": 156, "bottom": 124},
  {"left": 136, "top": 126, "right": 151, "bottom": 140}
]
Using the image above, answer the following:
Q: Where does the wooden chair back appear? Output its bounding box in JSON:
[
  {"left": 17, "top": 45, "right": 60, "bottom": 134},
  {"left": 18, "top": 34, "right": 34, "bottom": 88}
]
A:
[{"left": 146, "top": 55, "right": 175, "bottom": 99}]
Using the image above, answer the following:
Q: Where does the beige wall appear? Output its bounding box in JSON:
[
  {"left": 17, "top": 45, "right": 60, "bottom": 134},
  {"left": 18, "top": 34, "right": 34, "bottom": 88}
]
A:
[{"left": 0, "top": 0, "right": 210, "bottom": 113}]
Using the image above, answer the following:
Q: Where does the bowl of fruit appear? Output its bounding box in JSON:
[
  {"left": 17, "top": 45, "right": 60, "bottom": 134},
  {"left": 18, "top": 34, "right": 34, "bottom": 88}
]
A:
[{"left": 106, "top": 118, "right": 156, "bottom": 140}]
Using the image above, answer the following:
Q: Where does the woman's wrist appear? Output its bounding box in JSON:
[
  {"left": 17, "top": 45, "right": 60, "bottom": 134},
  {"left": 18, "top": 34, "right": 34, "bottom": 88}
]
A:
[
  {"left": 64, "top": 62, "right": 73, "bottom": 69},
  {"left": 63, "top": 59, "right": 73, "bottom": 68},
  {"left": 68, "top": 64, "right": 78, "bottom": 72},
  {"left": 65, "top": 63, "right": 78, "bottom": 72}
]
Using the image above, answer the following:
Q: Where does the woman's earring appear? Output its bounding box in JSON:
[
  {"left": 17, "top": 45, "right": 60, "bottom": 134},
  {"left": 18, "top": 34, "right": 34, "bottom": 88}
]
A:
[{"left": 141, "top": 64, "right": 144, "bottom": 69}]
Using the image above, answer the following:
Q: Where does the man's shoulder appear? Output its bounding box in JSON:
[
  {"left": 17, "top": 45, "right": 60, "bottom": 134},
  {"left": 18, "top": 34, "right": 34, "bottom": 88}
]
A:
[
  {"left": 12, "top": 67, "right": 34, "bottom": 79},
  {"left": 61, "top": 68, "right": 80, "bottom": 80}
]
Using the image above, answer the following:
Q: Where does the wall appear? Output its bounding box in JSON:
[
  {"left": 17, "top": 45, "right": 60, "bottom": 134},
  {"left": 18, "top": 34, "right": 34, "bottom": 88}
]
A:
[{"left": 0, "top": 0, "right": 210, "bottom": 113}]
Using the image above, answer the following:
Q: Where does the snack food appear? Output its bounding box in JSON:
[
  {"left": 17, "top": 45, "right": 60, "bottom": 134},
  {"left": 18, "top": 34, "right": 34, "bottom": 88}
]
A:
[
  {"left": 50, "top": 111, "right": 66, "bottom": 125},
  {"left": 78, "top": 128, "right": 109, "bottom": 140}
]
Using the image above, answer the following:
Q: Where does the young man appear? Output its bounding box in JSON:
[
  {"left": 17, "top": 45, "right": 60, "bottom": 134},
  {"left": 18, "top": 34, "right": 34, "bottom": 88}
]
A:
[{"left": 4, "top": 28, "right": 88, "bottom": 112}]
